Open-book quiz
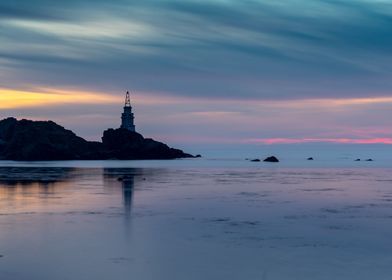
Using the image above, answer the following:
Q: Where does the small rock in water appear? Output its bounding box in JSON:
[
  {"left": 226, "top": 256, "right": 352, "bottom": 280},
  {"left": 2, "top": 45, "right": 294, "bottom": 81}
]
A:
[
  {"left": 355, "top": 159, "right": 361, "bottom": 161},
  {"left": 250, "top": 159, "right": 261, "bottom": 162},
  {"left": 0, "top": 255, "right": 3, "bottom": 258},
  {"left": 195, "top": 154, "right": 202, "bottom": 158},
  {"left": 366, "top": 159, "right": 374, "bottom": 162},
  {"left": 307, "top": 157, "right": 314, "bottom": 161},
  {"left": 263, "top": 156, "right": 279, "bottom": 163}
]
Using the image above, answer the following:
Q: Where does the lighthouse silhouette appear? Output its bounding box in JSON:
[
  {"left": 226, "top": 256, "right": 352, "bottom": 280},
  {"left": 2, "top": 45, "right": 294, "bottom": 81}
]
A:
[{"left": 120, "top": 91, "right": 136, "bottom": 132}]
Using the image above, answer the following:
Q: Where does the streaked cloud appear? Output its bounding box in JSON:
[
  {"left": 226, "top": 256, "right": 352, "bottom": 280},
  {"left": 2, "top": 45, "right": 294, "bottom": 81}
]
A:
[
  {"left": 5, "top": 18, "right": 152, "bottom": 39},
  {"left": 1, "top": 0, "right": 392, "bottom": 99}
]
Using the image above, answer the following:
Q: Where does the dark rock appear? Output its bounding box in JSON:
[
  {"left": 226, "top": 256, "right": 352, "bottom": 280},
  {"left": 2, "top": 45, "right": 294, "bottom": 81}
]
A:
[
  {"left": 355, "top": 159, "right": 361, "bottom": 161},
  {"left": 307, "top": 157, "right": 314, "bottom": 161},
  {"left": 263, "top": 156, "right": 279, "bottom": 162},
  {"left": 0, "top": 118, "right": 194, "bottom": 161},
  {"left": 365, "top": 159, "right": 374, "bottom": 162},
  {"left": 0, "top": 118, "right": 101, "bottom": 160},
  {"left": 250, "top": 159, "right": 261, "bottom": 162},
  {"left": 195, "top": 154, "right": 202, "bottom": 158},
  {"left": 102, "top": 128, "right": 193, "bottom": 160}
]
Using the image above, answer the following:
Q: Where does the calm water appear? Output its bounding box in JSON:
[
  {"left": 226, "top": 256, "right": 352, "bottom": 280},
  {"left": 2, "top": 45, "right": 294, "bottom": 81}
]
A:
[{"left": 1, "top": 159, "right": 392, "bottom": 279}]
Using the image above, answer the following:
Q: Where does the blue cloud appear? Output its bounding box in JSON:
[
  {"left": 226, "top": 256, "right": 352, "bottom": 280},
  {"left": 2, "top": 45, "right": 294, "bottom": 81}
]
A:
[{"left": 1, "top": 0, "right": 392, "bottom": 100}]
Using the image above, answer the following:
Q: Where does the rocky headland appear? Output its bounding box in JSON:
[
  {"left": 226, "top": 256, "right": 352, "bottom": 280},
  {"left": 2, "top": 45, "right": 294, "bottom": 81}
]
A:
[{"left": 0, "top": 118, "right": 194, "bottom": 161}]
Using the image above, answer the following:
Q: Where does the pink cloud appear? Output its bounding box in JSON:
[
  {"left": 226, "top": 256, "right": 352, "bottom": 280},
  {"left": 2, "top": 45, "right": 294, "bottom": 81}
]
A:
[{"left": 246, "top": 138, "right": 392, "bottom": 145}]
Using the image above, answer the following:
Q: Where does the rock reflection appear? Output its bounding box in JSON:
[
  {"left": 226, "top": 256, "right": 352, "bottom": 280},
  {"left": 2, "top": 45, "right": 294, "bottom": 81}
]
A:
[
  {"left": 0, "top": 167, "right": 78, "bottom": 212},
  {"left": 0, "top": 167, "right": 75, "bottom": 198},
  {"left": 0, "top": 167, "right": 74, "bottom": 185}
]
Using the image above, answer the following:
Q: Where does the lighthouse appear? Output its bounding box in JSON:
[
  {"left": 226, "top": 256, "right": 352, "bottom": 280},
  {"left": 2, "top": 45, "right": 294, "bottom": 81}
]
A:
[{"left": 121, "top": 91, "right": 136, "bottom": 132}]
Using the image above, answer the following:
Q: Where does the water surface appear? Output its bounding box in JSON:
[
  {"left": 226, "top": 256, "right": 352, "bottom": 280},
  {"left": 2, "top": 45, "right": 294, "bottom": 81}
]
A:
[{"left": 1, "top": 160, "right": 392, "bottom": 279}]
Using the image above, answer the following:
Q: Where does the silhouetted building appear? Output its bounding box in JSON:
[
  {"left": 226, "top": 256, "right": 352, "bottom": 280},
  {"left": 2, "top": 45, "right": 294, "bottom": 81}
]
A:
[{"left": 121, "top": 91, "right": 136, "bottom": 132}]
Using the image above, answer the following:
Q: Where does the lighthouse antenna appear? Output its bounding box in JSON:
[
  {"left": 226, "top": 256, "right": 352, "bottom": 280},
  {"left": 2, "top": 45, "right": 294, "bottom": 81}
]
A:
[{"left": 125, "top": 91, "right": 131, "bottom": 107}]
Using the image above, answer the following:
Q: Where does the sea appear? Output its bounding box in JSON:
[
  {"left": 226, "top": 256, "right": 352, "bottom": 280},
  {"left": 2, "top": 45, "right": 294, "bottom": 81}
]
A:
[{"left": 1, "top": 157, "right": 392, "bottom": 279}]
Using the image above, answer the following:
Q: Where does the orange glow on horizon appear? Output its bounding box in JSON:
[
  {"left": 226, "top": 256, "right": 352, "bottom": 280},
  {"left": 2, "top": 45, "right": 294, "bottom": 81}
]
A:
[
  {"left": 0, "top": 88, "right": 122, "bottom": 109},
  {"left": 2, "top": 87, "right": 392, "bottom": 109}
]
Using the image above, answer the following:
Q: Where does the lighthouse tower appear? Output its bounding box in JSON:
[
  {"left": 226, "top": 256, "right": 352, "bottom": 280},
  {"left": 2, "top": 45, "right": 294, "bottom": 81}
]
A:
[{"left": 121, "top": 91, "right": 136, "bottom": 132}]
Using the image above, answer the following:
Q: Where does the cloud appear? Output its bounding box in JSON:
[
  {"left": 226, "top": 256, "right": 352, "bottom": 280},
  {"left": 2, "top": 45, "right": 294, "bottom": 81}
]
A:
[{"left": 0, "top": 0, "right": 392, "bottom": 100}]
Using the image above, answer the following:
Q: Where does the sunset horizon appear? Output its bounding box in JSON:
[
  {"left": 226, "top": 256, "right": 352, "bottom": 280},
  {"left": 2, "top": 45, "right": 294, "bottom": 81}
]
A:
[{"left": 1, "top": 1, "right": 392, "bottom": 280}]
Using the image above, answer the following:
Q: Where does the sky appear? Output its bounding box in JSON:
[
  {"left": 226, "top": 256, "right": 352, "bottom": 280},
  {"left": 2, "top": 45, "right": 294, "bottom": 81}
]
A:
[{"left": 1, "top": 0, "right": 392, "bottom": 156}]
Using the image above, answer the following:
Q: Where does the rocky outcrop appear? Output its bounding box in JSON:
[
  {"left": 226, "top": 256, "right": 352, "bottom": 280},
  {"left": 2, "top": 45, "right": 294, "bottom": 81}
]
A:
[
  {"left": 101, "top": 128, "right": 193, "bottom": 160},
  {"left": 263, "top": 156, "right": 279, "bottom": 162},
  {"left": 0, "top": 118, "right": 101, "bottom": 160},
  {"left": 0, "top": 118, "right": 194, "bottom": 161}
]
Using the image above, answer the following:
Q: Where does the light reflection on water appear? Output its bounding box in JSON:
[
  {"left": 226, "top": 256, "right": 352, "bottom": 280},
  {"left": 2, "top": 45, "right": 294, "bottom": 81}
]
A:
[{"left": 1, "top": 165, "right": 392, "bottom": 279}]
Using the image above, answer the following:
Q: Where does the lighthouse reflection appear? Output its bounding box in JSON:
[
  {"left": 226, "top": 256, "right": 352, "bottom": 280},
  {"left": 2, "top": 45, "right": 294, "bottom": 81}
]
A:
[
  {"left": 103, "top": 168, "right": 139, "bottom": 219},
  {"left": 120, "top": 176, "right": 135, "bottom": 218}
]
